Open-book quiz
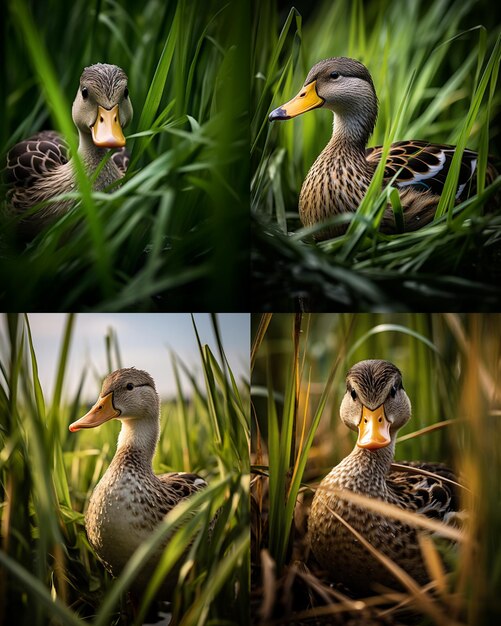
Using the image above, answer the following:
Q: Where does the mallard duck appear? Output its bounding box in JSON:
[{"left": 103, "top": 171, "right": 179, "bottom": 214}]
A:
[
  {"left": 6, "top": 63, "right": 132, "bottom": 233},
  {"left": 308, "top": 359, "right": 460, "bottom": 593},
  {"left": 269, "top": 57, "right": 498, "bottom": 240},
  {"left": 69, "top": 368, "right": 208, "bottom": 598}
]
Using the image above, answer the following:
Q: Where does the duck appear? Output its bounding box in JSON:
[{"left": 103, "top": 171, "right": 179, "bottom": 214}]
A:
[
  {"left": 69, "top": 367, "right": 208, "bottom": 599},
  {"left": 308, "top": 359, "right": 460, "bottom": 594},
  {"left": 269, "top": 57, "right": 498, "bottom": 241},
  {"left": 6, "top": 63, "right": 133, "bottom": 234}
]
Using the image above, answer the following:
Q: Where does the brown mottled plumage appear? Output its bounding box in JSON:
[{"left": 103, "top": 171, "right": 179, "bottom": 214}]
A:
[
  {"left": 308, "top": 360, "right": 460, "bottom": 593},
  {"left": 6, "top": 63, "right": 132, "bottom": 234},
  {"left": 269, "top": 57, "right": 498, "bottom": 240},
  {"left": 69, "top": 368, "right": 208, "bottom": 598}
]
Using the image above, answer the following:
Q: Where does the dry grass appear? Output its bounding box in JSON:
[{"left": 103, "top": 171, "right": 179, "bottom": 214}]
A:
[{"left": 250, "top": 313, "right": 501, "bottom": 625}]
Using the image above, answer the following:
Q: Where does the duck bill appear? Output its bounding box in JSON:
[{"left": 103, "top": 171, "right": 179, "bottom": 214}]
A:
[
  {"left": 91, "top": 104, "right": 126, "bottom": 148},
  {"left": 69, "top": 392, "right": 120, "bottom": 432},
  {"left": 357, "top": 405, "right": 392, "bottom": 450},
  {"left": 269, "top": 80, "right": 324, "bottom": 121}
]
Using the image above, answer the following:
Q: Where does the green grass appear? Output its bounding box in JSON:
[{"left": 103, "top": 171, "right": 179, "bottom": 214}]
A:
[
  {"left": 251, "top": 313, "right": 501, "bottom": 625},
  {"left": 0, "top": 313, "right": 250, "bottom": 625},
  {"left": 0, "top": 0, "right": 249, "bottom": 311},
  {"left": 251, "top": 0, "right": 501, "bottom": 310}
]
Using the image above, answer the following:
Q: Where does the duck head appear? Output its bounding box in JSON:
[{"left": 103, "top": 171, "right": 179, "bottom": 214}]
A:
[
  {"left": 72, "top": 63, "right": 133, "bottom": 149},
  {"left": 340, "top": 360, "right": 411, "bottom": 450},
  {"left": 69, "top": 368, "right": 159, "bottom": 432},
  {"left": 269, "top": 57, "right": 378, "bottom": 143}
]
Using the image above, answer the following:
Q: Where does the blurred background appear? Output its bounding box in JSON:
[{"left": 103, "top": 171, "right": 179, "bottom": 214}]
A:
[
  {"left": 251, "top": 0, "right": 501, "bottom": 310},
  {"left": 0, "top": 313, "right": 249, "bottom": 400},
  {"left": 0, "top": 313, "right": 250, "bottom": 625},
  {"left": 0, "top": 0, "right": 249, "bottom": 311},
  {"left": 251, "top": 313, "right": 501, "bottom": 624}
]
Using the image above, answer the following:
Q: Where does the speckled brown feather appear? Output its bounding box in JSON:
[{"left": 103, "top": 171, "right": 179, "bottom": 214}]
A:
[
  {"left": 74, "top": 368, "right": 209, "bottom": 599},
  {"left": 6, "top": 131, "right": 70, "bottom": 185},
  {"left": 308, "top": 360, "right": 461, "bottom": 594},
  {"left": 5, "top": 63, "right": 132, "bottom": 234},
  {"left": 271, "top": 57, "right": 499, "bottom": 241}
]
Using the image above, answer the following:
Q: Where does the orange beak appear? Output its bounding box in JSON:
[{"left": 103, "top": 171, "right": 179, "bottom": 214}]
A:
[
  {"left": 269, "top": 80, "right": 324, "bottom": 121},
  {"left": 357, "top": 404, "right": 391, "bottom": 450},
  {"left": 91, "top": 104, "right": 126, "bottom": 148},
  {"left": 69, "top": 392, "right": 120, "bottom": 432}
]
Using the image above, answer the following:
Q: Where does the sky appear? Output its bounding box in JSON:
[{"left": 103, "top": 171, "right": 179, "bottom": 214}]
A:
[{"left": 0, "top": 313, "right": 249, "bottom": 402}]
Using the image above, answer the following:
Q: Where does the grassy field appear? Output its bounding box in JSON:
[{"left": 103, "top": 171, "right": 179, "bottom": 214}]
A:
[
  {"left": 251, "top": 0, "right": 501, "bottom": 310},
  {"left": 251, "top": 313, "right": 501, "bottom": 625},
  {"left": 0, "top": 0, "right": 249, "bottom": 311},
  {"left": 0, "top": 313, "right": 250, "bottom": 625}
]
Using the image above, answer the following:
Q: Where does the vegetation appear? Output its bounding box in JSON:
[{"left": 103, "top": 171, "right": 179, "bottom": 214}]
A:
[
  {"left": 0, "top": 313, "right": 250, "bottom": 625},
  {"left": 251, "top": 313, "right": 501, "bottom": 625},
  {"left": 251, "top": 0, "right": 501, "bottom": 310},
  {"left": 1, "top": 0, "right": 249, "bottom": 311}
]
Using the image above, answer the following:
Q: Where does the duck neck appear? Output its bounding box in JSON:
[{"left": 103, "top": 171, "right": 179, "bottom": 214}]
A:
[
  {"left": 339, "top": 436, "right": 396, "bottom": 496},
  {"left": 299, "top": 110, "right": 375, "bottom": 224},
  {"left": 76, "top": 130, "right": 119, "bottom": 190},
  {"left": 115, "top": 416, "right": 160, "bottom": 470},
  {"left": 329, "top": 110, "right": 373, "bottom": 159}
]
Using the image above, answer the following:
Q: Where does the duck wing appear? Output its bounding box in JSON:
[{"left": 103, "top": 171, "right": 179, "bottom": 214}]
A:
[
  {"left": 388, "top": 461, "right": 461, "bottom": 520},
  {"left": 6, "top": 131, "right": 69, "bottom": 186},
  {"left": 366, "top": 140, "right": 480, "bottom": 200},
  {"left": 159, "top": 472, "right": 208, "bottom": 499},
  {"left": 6, "top": 131, "right": 130, "bottom": 186}
]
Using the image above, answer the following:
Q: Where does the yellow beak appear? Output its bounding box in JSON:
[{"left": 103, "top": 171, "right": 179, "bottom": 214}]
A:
[
  {"left": 91, "top": 104, "right": 126, "bottom": 148},
  {"left": 269, "top": 80, "right": 324, "bottom": 121},
  {"left": 356, "top": 404, "right": 392, "bottom": 450},
  {"left": 69, "top": 392, "right": 120, "bottom": 431}
]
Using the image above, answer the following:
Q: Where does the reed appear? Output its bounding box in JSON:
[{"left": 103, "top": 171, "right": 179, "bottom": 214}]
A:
[
  {"left": 251, "top": 0, "right": 501, "bottom": 310},
  {"left": 1, "top": 0, "right": 249, "bottom": 311},
  {"left": 0, "top": 313, "right": 249, "bottom": 625},
  {"left": 251, "top": 313, "right": 501, "bottom": 625}
]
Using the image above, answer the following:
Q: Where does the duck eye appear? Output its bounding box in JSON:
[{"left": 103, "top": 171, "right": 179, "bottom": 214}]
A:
[
  {"left": 351, "top": 389, "right": 357, "bottom": 400},
  {"left": 81, "top": 87, "right": 89, "bottom": 99},
  {"left": 126, "top": 383, "right": 134, "bottom": 391},
  {"left": 390, "top": 385, "right": 397, "bottom": 398},
  {"left": 124, "top": 87, "right": 129, "bottom": 99},
  {"left": 330, "top": 71, "right": 340, "bottom": 79}
]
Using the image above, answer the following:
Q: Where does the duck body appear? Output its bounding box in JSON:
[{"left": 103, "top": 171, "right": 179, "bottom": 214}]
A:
[
  {"left": 86, "top": 445, "right": 204, "bottom": 593},
  {"left": 70, "top": 368, "right": 207, "bottom": 598},
  {"left": 6, "top": 63, "right": 132, "bottom": 234},
  {"left": 308, "top": 360, "right": 459, "bottom": 593},
  {"left": 270, "top": 57, "right": 498, "bottom": 240}
]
